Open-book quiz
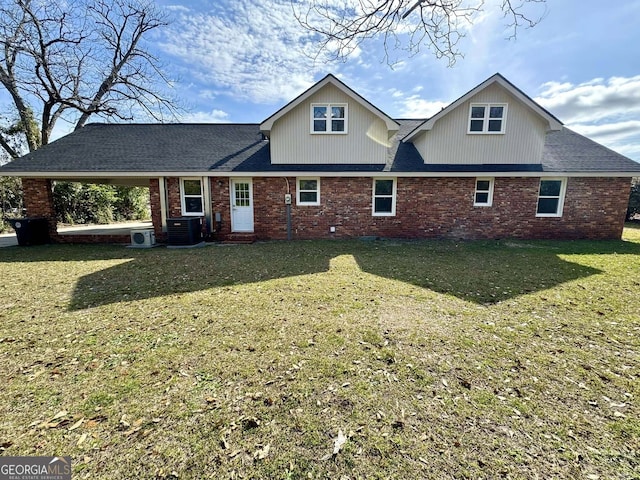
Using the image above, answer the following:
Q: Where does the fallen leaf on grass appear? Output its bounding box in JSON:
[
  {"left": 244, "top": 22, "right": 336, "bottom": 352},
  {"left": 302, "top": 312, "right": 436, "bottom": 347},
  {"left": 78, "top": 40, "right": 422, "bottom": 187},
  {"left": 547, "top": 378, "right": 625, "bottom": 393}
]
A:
[
  {"left": 51, "top": 410, "right": 68, "bottom": 421},
  {"left": 77, "top": 433, "right": 87, "bottom": 446},
  {"left": 124, "top": 418, "right": 145, "bottom": 436},
  {"left": 333, "top": 429, "right": 347, "bottom": 455},
  {"left": 254, "top": 444, "right": 270, "bottom": 460},
  {"left": 69, "top": 418, "right": 84, "bottom": 431}
]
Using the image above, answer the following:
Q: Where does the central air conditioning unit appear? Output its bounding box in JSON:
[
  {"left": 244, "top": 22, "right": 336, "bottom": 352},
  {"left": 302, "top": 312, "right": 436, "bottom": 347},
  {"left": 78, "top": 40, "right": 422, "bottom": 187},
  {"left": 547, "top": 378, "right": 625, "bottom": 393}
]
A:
[
  {"left": 130, "top": 228, "right": 156, "bottom": 247},
  {"left": 167, "top": 217, "right": 202, "bottom": 246}
]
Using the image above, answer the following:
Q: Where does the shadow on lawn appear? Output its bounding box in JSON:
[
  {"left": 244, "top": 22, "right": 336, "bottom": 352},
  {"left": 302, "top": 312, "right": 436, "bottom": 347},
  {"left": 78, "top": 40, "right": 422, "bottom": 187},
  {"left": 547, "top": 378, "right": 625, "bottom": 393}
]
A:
[{"left": 1, "top": 239, "right": 637, "bottom": 309}]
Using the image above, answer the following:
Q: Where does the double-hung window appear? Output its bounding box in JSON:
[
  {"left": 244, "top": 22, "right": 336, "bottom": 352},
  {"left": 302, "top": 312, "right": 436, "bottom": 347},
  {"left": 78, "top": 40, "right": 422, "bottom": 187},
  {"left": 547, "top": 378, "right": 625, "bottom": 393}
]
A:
[
  {"left": 474, "top": 178, "right": 494, "bottom": 207},
  {"left": 372, "top": 178, "right": 396, "bottom": 216},
  {"left": 297, "top": 178, "right": 320, "bottom": 206},
  {"left": 180, "top": 178, "right": 204, "bottom": 215},
  {"left": 311, "top": 104, "right": 347, "bottom": 133},
  {"left": 536, "top": 178, "right": 566, "bottom": 217},
  {"left": 468, "top": 103, "right": 507, "bottom": 134}
]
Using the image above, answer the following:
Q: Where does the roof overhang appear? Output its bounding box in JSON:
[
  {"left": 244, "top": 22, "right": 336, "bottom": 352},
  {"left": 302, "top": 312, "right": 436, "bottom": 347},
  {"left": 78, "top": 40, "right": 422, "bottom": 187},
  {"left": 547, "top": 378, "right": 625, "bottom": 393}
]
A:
[
  {"left": 5, "top": 170, "right": 637, "bottom": 179},
  {"left": 259, "top": 74, "right": 400, "bottom": 135},
  {"left": 403, "top": 73, "right": 564, "bottom": 142}
]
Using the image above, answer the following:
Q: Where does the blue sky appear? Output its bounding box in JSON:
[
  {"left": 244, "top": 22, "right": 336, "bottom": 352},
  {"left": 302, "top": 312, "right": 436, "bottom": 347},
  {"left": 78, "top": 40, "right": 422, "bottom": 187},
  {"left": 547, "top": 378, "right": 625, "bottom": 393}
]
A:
[{"left": 6, "top": 0, "right": 639, "bottom": 162}]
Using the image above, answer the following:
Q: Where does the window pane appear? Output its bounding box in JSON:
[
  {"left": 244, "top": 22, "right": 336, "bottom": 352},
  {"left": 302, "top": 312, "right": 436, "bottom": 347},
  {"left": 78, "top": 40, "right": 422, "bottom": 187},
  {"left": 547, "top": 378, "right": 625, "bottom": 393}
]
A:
[
  {"left": 183, "top": 179, "right": 201, "bottom": 195},
  {"left": 331, "top": 106, "right": 344, "bottom": 118},
  {"left": 488, "top": 120, "right": 502, "bottom": 132},
  {"left": 313, "top": 106, "right": 327, "bottom": 118},
  {"left": 185, "top": 197, "right": 202, "bottom": 213},
  {"left": 475, "top": 192, "right": 489, "bottom": 204},
  {"left": 331, "top": 119, "right": 345, "bottom": 132},
  {"left": 299, "top": 179, "right": 317, "bottom": 191},
  {"left": 471, "top": 106, "right": 485, "bottom": 118},
  {"left": 300, "top": 192, "right": 317, "bottom": 203},
  {"left": 476, "top": 180, "right": 490, "bottom": 191},
  {"left": 470, "top": 119, "right": 484, "bottom": 132},
  {"left": 537, "top": 198, "right": 559, "bottom": 214},
  {"left": 375, "top": 179, "right": 393, "bottom": 195},
  {"left": 313, "top": 119, "right": 326, "bottom": 131},
  {"left": 375, "top": 197, "right": 393, "bottom": 213},
  {"left": 540, "top": 180, "right": 561, "bottom": 197},
  {"left": 489, "top": 106, "right": 504, "bottom": 118}
]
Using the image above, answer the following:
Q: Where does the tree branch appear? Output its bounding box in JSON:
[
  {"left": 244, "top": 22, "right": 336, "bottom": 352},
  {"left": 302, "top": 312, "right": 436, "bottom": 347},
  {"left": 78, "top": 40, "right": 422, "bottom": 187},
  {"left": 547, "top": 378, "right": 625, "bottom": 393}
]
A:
[{"left": 295, "top": 0, "right": 547, "bottom": 66}]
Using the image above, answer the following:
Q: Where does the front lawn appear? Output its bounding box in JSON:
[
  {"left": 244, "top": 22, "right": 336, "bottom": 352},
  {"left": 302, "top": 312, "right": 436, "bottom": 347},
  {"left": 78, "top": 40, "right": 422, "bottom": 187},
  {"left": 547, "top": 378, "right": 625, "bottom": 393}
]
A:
[{"left": 1, "top": 228, "right": 639, "bottom": 479}]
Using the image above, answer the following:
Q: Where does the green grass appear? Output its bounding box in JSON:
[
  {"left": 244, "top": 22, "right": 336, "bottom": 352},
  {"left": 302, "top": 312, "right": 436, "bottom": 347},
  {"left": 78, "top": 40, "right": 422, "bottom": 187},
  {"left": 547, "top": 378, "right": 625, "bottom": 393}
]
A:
[{"left": 1, "top": 227, "right": 639, "bottom": 479}]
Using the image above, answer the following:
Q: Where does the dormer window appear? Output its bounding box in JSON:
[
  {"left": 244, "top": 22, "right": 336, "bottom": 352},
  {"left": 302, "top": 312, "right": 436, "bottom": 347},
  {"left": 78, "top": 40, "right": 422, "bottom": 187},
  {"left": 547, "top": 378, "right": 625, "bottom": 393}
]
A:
[
  {"left": 468, "top": 103, "right": 507, "bottom": 134},
  {"left": 311, "top": 103, "right": 347, "bottom": 134}
]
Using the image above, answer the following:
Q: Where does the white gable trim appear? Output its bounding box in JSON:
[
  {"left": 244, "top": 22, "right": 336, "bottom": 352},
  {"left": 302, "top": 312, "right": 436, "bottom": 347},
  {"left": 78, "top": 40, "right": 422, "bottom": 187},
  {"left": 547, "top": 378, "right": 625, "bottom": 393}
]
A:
[
  {"left": 260, "top": 74, "right": 399, "bottom": 135},
  {"left": 403, "top": 74, "right": 563, "bottom": 142}
]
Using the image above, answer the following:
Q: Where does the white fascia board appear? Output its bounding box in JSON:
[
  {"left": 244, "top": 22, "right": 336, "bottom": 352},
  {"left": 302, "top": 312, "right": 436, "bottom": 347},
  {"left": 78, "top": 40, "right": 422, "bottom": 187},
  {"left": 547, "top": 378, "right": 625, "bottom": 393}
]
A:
[
  {"left": 7, "top": 170, "right": 638, "bottom": 179},
  {"left": 259, "top": 74, "right": 399, "bottom": 135},
  {"left": 403, "top": 74, "right": 563, "bottom": 142}
]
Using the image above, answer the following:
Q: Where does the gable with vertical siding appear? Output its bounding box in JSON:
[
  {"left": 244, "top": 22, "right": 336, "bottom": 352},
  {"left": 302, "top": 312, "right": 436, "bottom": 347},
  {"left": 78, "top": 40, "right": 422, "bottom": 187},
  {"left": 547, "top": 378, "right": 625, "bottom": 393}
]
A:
[
  {"left": 269, "top": 83, "right": 391, "bottom": 164},
  {"left": 412, "top": 82, "right": 549, "bottom": 165}
]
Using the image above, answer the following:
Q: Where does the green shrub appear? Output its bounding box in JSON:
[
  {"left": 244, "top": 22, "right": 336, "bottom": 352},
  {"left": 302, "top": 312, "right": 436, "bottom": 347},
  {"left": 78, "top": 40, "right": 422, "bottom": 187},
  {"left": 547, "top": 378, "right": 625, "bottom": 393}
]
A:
[
  {"left": 53, "top": 182, "right": 150, "bottom": 225},
  {"left": 627, "top": 178, "right": 640, "bottom": 221},
  {"left": 0, "top": 176, "right": 23, "bottom": 232}
]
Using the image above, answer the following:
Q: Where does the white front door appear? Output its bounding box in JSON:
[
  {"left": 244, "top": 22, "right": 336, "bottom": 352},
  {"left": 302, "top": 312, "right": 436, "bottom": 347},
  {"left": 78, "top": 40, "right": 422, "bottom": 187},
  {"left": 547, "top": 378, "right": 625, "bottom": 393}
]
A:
[{"left": 230, "top": 178, "right": 254, "bottom": 232}]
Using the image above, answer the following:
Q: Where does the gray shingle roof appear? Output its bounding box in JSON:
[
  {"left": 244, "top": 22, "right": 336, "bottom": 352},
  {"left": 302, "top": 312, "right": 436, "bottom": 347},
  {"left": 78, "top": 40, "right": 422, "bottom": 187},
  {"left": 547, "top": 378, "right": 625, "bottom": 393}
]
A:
[{"left": 1, "top": 121, "right": 638, "bottom": 175}]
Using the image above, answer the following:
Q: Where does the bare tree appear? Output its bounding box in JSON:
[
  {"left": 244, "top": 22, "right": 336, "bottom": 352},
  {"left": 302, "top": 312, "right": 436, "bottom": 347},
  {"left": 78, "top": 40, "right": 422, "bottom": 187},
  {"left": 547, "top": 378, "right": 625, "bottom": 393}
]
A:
[
  {"left": 295, "top": 0, "right": 547, "bottom": 66},
  {"left": 0, "top": 0, "right": 177, "bottom": 159}
]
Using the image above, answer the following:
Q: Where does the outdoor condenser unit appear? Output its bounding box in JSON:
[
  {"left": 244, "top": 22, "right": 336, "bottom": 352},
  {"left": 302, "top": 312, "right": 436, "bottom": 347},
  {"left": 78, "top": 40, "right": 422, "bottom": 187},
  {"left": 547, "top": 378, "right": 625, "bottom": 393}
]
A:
[
  {"left": 166, "top": 217, "right": 202, "bottom": 246},
  {"left": 130, "top": 228, "right": 156, "bottom": 247}
]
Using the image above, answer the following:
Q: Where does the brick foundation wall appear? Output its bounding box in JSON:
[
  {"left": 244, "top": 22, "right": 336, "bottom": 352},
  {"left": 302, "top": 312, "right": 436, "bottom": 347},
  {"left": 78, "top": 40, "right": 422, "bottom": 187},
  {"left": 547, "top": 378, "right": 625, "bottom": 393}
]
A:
[
  {"left": 197, "top": 176, "right": 629, "bottom": 241},
  {"left": 55, "top": 234, "right": 131, "bottom": 244},
  {"left": 21, "top": 178, "right": 58, "bottom": 240}
]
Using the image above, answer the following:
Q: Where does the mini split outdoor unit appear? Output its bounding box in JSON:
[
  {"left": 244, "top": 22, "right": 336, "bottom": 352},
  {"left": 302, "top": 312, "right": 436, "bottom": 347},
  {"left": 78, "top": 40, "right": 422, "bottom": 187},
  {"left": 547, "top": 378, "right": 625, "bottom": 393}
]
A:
[{"left": 130, "top": 228, "right": 156, "bottom": 247}]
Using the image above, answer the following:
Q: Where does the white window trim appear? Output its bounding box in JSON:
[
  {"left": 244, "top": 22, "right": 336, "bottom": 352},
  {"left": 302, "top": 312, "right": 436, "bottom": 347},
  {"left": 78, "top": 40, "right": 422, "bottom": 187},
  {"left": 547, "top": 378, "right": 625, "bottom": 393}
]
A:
[
  {"left": 180, "top": 177, "right": 204, "bottom": 216},
  {"left": 473, "top": 177, "right": 494, "bottom": 207},
  {"left": 372, "top": 178, "right": 397, "bottom": 217},
  {"left": 310, "top": 103, "right": 348, "bottom": 134},
  {"left": 468, "top": 103, "right": 508, "bottom": 134},
  {"left": 536, "top": 178, "right": 567, "bottom": 218},
  {"left": 296, "top": 177, "right": 321, "bottom": 206}
]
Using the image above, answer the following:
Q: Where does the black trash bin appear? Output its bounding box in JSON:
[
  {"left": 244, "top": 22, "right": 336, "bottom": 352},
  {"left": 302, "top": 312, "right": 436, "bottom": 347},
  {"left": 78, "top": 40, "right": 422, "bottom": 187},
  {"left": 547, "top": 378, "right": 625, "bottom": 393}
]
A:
[{"left": 9, "top": 218, "right": 50, "bottom": 246}]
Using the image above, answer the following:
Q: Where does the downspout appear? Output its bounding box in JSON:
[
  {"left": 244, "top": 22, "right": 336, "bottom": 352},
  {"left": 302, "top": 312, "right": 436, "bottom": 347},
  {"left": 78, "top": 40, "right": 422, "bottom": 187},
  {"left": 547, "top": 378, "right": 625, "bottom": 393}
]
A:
[{"left": 283, "top": 177, "right": 292, "bottom": 241}]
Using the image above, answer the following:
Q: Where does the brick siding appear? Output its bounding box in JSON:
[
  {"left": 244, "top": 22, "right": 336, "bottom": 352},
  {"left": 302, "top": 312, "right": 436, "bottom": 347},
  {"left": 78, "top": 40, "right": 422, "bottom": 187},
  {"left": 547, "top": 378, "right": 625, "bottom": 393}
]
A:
[
  {"left": 21, "top": 178, "right": 59, "bottom": 240},
  {"left": 23, "top": 175, "right": 632, "bottom": 244},
  {"left": 149, "top": 178, "right": 164, "bottom": 241},
  {"left": 197, "top": 176, "right": 628, "bottom": 240}
]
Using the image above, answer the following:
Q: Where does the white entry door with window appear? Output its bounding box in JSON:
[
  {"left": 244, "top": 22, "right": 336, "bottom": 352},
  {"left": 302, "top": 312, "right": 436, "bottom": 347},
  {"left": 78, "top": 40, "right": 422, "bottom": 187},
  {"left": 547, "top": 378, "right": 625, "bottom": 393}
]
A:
[{"left": 230, "top": 178, "right": 254, "bottom": 232}]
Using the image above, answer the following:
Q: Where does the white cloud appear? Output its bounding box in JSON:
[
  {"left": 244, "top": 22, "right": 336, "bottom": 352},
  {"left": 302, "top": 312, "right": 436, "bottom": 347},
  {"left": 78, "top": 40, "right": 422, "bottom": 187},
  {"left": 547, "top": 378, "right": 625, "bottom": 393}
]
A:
[
  {"left": 570, "top": 121, "right": 640, "bottom": 144},
  {"left": 198, "top": 90, "right": 218, "bottom": 101},
  {"left": 535, "top": 76, "right": 640, "bottom": 124},
  {"left": 158, "top": 0, "right": 339, "bottom": 104},
  {"left": 396, "top": 94, "right": 448, "bottom": 119},
  {"left": 178, "top": 109, "right": 230, "bottom": 123},
  {"left": 534, "top": 75, "right": 640, "bottom": 161},
  {"left": 165, "top": 5, "right": 191, "bottom": 13}
]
